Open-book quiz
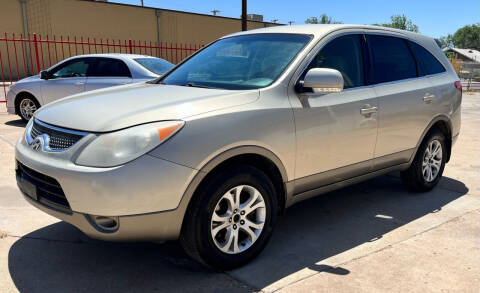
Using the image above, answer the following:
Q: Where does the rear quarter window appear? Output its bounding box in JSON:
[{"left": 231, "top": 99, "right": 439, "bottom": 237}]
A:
[
  {"left": 408, "top": 41, "right": 446, "bottom": 76},
  {"left": 134, "top": 58, "right": 174, "bottom": 75}
]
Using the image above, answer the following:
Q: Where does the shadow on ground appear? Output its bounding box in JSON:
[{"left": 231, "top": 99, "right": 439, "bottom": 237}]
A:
[
  {"left": 8, "top": 175, "right": 468, "bottom": 292},
  {"left": 5, "top": 119, "right": 26, "bottom": 128}
]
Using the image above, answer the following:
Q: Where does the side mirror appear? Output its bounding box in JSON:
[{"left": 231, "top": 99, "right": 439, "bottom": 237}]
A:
[
  {"left": 40, "top": 70, "right": 49, "bottom": 80},
  {"left": 302, "top": 68, "right": 344, "bottom": 94}
]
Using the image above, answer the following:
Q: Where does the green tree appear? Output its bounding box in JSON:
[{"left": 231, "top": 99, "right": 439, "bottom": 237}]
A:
[
  {"left": 451, "top": 24, "right": 480, "bottom": 50},
  {"left": 374, "top": 14, "right": 419, "bottom": 32},
  {"left": 438, "top": 34, "right": 454, "bottom": 49},
  {"left": 305, "top": 14, "right": 342, "bottom": 24}
]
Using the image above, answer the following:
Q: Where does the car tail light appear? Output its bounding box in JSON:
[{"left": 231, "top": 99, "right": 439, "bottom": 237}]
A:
[{"left": 454, "top": 80, "right": 462, "bottom": 93}]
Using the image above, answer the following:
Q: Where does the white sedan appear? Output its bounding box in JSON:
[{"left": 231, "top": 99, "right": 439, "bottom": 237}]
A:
[{"left": 6, "top": 53, "right": 174, "bottom": 121}]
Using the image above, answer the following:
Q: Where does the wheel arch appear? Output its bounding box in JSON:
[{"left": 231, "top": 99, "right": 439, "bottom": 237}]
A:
[
  {"left": 414, "top": 115, "right": 453, "bottom": 163},
  {"left": 14, "top": 91, "right": 40, "bottom": 114},
  {"left": 178, "top": 146, "right": 289, "bottom": 236}
]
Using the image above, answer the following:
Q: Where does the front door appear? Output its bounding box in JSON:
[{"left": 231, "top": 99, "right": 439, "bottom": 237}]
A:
[
  {"left": 41, "top": 58, "right": 90, "bottom": 104},
  {"left": 292, "top": 34, "right": 378, "bottom": 189}
]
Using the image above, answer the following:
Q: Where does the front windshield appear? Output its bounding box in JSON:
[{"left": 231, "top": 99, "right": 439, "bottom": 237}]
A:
[{"left": 160, "top": 33, "right": 312, "bottom": 90}]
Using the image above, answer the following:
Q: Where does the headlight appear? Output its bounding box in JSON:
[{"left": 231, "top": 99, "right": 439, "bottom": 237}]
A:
[
  {"left": 24, "top": 118, "right": 34, "bottom": 142},
  {"left": 75, "top": 121, "right": 184, "bottom": 167}
]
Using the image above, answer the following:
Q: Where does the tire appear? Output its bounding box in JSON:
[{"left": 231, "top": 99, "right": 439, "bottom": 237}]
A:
[
  {"left": 16, "top": 94, "right": 40, "bottom": 122},
  {"left": 180, "top": 165, "right": 278, "bottom": 271},
  {"left": 401, "top": 129, "right": 447, "bottom": 192}
]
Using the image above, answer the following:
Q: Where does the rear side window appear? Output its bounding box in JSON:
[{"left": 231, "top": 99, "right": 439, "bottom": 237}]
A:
[
  {"left": 307, "top": 34, "right": 365, "bottom": 88},
  {"left": 367, "top": 35, "right": 417, "bottom": 84},
  {"left": 88, "top": 58, "right": 131, "bottom": 77},
  {"left": 408, "top": 41, "right": 446, "bottom": 76}
]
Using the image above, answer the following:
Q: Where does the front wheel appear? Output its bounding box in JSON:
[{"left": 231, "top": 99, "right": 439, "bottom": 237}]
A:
[
  {"left": 180, "top": 165, "right": 278, "bottom": 270},
  {"left": 401, "top": 129, "right": 447, "bottom": 192},
  {"left": 17, "top": 95, "right": 40, "bottom": 122}
]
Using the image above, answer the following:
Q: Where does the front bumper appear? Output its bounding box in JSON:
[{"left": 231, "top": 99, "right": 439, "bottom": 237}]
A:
[
  {"left": 16, "top": 133, "right": 199, "bottom": 241},
  {"left": 6, "top": 88, "right": 16, "bottom": 114},
  {"left": 21, "top": 192, "right": 185, "bottom": 241}
]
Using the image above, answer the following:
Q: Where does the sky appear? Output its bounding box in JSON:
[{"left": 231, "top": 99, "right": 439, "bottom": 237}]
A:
[{"left": 112, "top": 0, "right": 479, "bottom": 38}]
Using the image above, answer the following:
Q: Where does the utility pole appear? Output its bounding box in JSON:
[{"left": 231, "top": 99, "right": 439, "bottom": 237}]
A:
[
  {"left": 288, "top": 20, "right": 294, "bottom": 25},
  {"left": 241, "top": 0, "right": 247, "bottom": 31},
  {"left": 19, "top": 0, "right": 31, "bottom": 75},
  {"left": 140, "top": 0, "right": 144, "bottom": 6},
  {"left": 211, "top": 9, "right": 221, "bottom": 16}
]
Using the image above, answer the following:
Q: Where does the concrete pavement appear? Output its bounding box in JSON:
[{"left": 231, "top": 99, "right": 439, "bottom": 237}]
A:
[{"left": 0, "top": 93, "right": 479, "bottom": 292}]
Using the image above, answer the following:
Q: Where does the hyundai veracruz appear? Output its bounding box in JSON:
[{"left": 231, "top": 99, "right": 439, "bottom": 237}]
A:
[{"left": 15, "top": 25, "right": 461, "bottom": 270}]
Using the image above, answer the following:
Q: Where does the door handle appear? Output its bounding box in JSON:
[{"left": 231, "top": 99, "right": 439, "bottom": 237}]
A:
[
  {"left": 423, "top": 93, "right": 435, "bottom": 103},
  {"left": 75, "top": 81, "right": 85, "bottom": 86},
  {"left": 360, "top": 105, "right": 378, "bottom": 117}
]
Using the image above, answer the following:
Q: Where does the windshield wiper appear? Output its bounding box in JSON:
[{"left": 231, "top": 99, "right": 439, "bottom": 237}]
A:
[{"left": 183, "top": 82, "right": 212, "bottom": 89}]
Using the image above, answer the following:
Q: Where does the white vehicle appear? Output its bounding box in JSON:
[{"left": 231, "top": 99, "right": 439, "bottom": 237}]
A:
[{"left": 6, "top": 54, "right": 174, "bottom": 121}]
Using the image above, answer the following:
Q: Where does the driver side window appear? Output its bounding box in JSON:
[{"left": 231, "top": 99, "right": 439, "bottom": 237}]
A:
[
  {"left": 50, "top": 59, "right": 90, "bottom": 79},
  {"left": 307, "top": 34, "right": 365, "bottom": 89}
]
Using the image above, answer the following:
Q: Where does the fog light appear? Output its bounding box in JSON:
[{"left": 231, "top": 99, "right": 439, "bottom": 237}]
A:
[
  {"left": 95, "top": 216, "right": 118, "bottom": 229},
  {"left": 87, "top": 215, "right": 119, "bottom": 233}
]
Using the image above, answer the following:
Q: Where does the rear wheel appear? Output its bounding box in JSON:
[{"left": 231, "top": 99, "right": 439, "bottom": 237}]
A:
[
  {"left": 180, "top": 165, "right": 278, "bottom": 270},
  {"left": 401, "top": 129, "right": 447, "bottom": 192},
  {"left": 17, "top": 95, "right": 40, "bottom": 122}
]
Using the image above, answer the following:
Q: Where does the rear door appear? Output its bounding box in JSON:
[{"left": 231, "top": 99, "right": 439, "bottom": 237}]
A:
[
  {"left": 408, "top": 40, "right": 452, "bottom": 116},
  {"left": 85, "top": 57, "right": 133, "bottom": 91},
  {"left": 367, "top": 34, "right": 433, "bottom": 168}
]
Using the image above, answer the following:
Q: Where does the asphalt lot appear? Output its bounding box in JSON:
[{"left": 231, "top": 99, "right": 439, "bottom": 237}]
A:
[{"left": 0, "top": 93, "right": 479, "bottom": 292}]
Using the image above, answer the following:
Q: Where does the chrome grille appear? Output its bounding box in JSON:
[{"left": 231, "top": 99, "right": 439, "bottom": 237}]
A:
[{"left": 29, "top": 119, "right": 85, "bottom": 150}]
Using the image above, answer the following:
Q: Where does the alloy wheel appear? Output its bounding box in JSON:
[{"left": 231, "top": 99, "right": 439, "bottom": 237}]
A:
[
  {"left": 19, "top": 98, "right": 37, "bottom": 120},
  {"left": 422, "top": 139, "right": 443, "bottom": 182},
  {"left": 210, "top": 185, "right": 266, "bottom": 254}
]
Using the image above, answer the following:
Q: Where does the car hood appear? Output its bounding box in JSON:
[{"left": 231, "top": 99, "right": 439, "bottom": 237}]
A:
[
  {"left": 17, "top": 75, "right": 41, "bottom": 83},
  {"left": 35, "top": 82, "right": 259, "bottom": 132}
]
